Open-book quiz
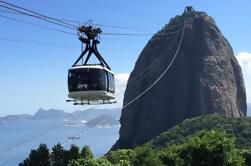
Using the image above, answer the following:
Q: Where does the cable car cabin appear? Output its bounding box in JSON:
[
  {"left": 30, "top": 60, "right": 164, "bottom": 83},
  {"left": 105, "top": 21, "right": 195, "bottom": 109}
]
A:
[
  {"left": 67, "top": 25, "right": 116, "bottom": 105},
  {"left": 68, "top": 65, "right": 115, "bottom": 103}
]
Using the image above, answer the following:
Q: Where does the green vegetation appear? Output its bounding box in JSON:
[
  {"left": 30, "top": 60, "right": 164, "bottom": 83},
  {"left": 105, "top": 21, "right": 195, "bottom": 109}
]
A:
[
  {"left": 20, "top": 114, "right": 251, "bottom": 166},
  {"left": 158, "top": 130, "right": 245, "bottom": 166},
  {"left": 150, "top": 113, "right": 251, "bottom": 148},
  {"left": 19, "top": 144, "right": 92, "bottom": 166},
  {"left": 19, "top": 144, "right": 50, "bottom": 166}
]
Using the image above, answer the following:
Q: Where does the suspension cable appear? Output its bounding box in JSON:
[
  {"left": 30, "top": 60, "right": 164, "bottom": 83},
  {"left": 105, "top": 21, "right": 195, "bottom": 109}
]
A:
[
  {"left": 154, "top": 27, "right": 184, "bottom": 38},
  {"left": 0, "top": 9, "right": 133, "bottom": 30},
  {"left": 0, "top": 3, "right": 76, "bottom": 30},
  {"left": 122, "top": 21, "right": 186, "bottom": 109},
  {"left": 102, "top": 32, "right": 152, "bottom": 36},
  {"left": 0, "top": 1, "right": 155, "bottom": 37},
  {"left": 0, "top": 14, "right": 76, "bottom": 36},
  {"left": 0, "top": 1, "right": 186, "bottom": 37},
  {"left": 0, "top": 5, "right": 153, "bottom": 37},
  {"left": 0, "top": 0, "right": 77, "bottom": 29}
]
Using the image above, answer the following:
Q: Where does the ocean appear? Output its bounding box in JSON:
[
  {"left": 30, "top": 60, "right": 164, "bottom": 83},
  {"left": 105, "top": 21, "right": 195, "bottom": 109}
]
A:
[{"left": 0, "top": 119, "right": 119, "bottom": 166}]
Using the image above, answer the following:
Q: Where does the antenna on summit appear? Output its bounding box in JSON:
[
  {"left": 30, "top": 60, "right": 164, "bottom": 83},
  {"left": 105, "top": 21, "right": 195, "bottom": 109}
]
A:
[{"left": 184, "top": 6, "right": 195, "bottom": 15}]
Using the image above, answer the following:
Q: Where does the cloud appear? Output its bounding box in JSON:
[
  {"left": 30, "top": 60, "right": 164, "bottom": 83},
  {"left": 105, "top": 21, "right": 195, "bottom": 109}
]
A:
[
  {"left": 236, "top": 52, "right": 251, "bottom": 103},
  {"left": 236, "top": 52, "right": 251, "bottom": 75},
  {"left": 115, "top": 73, "right": 129, "bottom": 90},
  {"left": 114, "top": 73, "right": 130, "bottom": 106},
  {"left": 115, "top": 73, "right": 130, "bottom": 82}
]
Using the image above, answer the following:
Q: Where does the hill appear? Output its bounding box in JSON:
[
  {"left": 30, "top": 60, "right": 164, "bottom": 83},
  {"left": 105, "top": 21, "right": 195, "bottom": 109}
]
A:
[
  {"left": 86, "top": 115, "right": 120, "bottom": 128},
  {"left": 0, "top": 108, "right": 121, "bottom": 124},
  {"left": 114, "top": 6, "right": 246, "bottom": 150},
  {"left": 0, "top": 114, "right": 32, "bottom": 124},
  {"left": 149, "top": 113, "right": 251, "bottom": 149}
]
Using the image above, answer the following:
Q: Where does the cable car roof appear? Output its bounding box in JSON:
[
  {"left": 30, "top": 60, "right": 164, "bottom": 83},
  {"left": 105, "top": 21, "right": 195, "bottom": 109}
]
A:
[{"left": 70, "top": 64, "right": 114, "bottom": 74}]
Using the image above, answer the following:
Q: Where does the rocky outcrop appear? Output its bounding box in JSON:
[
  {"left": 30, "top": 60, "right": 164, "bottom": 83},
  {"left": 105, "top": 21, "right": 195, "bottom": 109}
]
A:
[{"left": 112, "top": 8, "right": 247, "bottom": 150}]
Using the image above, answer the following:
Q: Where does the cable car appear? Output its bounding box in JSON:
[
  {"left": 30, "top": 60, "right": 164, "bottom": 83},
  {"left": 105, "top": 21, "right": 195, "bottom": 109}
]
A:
[
  {"left": 67, "top": 25, "right": 116, "bottom": 105},
  {"left": 68, "top": 65, "right": 115, "bottom": 102}
]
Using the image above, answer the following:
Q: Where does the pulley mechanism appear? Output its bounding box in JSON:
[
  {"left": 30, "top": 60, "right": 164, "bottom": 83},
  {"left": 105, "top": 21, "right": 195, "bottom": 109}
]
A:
[{"left": 73, "top": 23, "right": 111, "bottom": 69}]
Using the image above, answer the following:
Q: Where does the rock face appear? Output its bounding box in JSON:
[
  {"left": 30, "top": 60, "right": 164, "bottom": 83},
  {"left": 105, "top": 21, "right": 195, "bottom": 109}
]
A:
[{"left": 112, "top": 9, "right": 247, "bottom": 150}]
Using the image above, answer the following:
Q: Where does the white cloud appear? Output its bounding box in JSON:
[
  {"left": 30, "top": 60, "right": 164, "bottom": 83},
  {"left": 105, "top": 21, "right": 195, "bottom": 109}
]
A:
[
  {"left": 115, "top": 73, "right": 130, "bottom": 83},
  {"left": 114, "top": 73, "right": 130, "bottom": 106},
  {"left": 236, "top": 52, "right": 251, "bottom": 103},
  {"left": 236, "top": 52, "right": 251, "bottom": 75},
  {"left": 115, "top": 73, "right": 129, "bottom": 91}
]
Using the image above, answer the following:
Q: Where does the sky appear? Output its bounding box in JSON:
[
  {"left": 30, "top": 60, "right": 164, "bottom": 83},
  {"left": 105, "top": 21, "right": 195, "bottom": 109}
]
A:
[{"left": 0, "top": 0, "right": 250, "bottom": 116}]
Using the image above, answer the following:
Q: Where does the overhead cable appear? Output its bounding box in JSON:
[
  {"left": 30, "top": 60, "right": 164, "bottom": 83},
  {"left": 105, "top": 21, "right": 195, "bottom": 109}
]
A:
[
  {"left": 0, "top": 14, "right": 76, "bottom": 36},
  {"left": 102, "top": 32, "right": 152, "bottom": 36},
  {"left": 0, "top": 3, "right": 76, "bottom": 30},
  {"left": 0, "top": 37, "right": 75, "bottom": 47},
  {"left": 0, "top": 0, "right": 77, "bottom": 29}
]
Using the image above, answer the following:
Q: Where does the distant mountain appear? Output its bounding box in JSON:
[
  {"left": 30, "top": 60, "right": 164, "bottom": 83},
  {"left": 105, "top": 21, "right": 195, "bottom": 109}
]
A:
[
  {"left": 33, "top": 108, "right": 71, "bottom": 120},
  {"left": 72, "top": 108, "right": 121, "bottom": 121},
  {"left": 86, "top": 115, "right": 120, "bottom": 128},
  {"left": 0, "top": 108, "right": 121, "bottom": 124},
  {"left": 0, "top": 114, "right": 32, "bottom": 124}
]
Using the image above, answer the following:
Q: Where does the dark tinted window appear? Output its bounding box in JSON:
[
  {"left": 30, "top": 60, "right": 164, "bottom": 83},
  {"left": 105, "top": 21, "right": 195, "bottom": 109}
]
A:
[{"left": 68, "top": 68, "right": 107, "bottom": 91}]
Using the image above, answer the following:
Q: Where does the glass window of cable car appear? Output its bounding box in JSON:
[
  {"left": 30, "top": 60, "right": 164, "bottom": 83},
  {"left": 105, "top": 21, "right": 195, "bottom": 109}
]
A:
[
  {"left": 89, "top": 68, "right": 107, "bottom": 90},
  {"left": 108, "top": 72, "right": 115, "bottom": 93},
  {"left": 68, "top": 68, "right": 107, "bottom": 92}
]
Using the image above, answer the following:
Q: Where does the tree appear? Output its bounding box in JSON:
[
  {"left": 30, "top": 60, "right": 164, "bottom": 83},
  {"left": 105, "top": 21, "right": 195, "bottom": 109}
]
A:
[
  {"left": 160, "top": 130, "right": 245, "bottom": 166},
  {"left": 96, "top": 157, "right": 113, "bottom": 166},
  {"left": 133, "top": 145, "right": 163, "bottom": 166},
  {"left": 19, "top": 144, "right": 50, "bottom": 166},
  {"left": 240, "top": 149, "right": 251, "bottom": 166},
  {"left": 106, "top": 149, "right": 136, "bottom": 165},
  {"left": 80, "top": 145, "right": 94, "bottom": 159},
  {"left": 51, "top": 143, "right": 66, "bottom": 166},
  {"left": 68, "top": 158, "right": 98, "bottom": 166},
  {"left": 19, "top": 159, "right": 30, "bottom": 166},
  {"left": 66, "top": 144, "right": 80, "bottom": 162}
]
